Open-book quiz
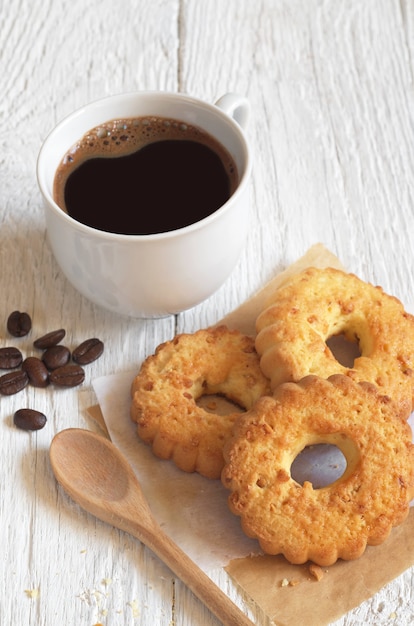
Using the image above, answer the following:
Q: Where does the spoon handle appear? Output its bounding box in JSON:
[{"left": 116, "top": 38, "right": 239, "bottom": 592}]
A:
[{"left": 129, "top": 517, "right": 255, "bottom": 626}]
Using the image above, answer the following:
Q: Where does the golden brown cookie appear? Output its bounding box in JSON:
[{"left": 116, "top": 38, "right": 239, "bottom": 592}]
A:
[
  {"left": 255, "top": 267, "right": 414, "bottom": 418},
  {"left": 131, "top": 325, "right": 271, "bottom": 479},
  {"left": 221, "top": 374, "right": 414, "bottom": 566}
]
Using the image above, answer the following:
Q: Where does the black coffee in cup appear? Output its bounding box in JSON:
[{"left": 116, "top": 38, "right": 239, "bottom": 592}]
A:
[{"left": 53, "top": 116, "right": 239, "bottom": 235}]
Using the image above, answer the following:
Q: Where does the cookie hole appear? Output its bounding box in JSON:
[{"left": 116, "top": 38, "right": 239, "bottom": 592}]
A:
[
  {"left": 197, "top": 394, "right": 245, "bottom": 416},
  {"left": 326, "top": 333, "right": 361, "bottom": 367},
  {"left": 291, "top": 444, "right": 347, "bottom": 489}
]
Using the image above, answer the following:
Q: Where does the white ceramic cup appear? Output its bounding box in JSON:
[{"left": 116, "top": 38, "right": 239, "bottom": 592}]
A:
[{"left": 37, "top": 91, "right": 252, "bottom": 318}]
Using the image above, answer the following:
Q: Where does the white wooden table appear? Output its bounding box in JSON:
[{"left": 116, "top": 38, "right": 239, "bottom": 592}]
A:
[{"left": 1, "top": 1, "right": 414, "bottom": 624}]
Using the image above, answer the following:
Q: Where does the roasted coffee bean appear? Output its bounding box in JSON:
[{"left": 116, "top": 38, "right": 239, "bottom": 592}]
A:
[
  {"left": 0, "top": 346, "right": 23, "bottom": 369},
  {"left": 72, "top": 338, "right": 104, "bottom": 365},
  {"left": 0, "top": 370, "right": 29, "bottom": 395},
  {"left": 7, "top": 310, "right": 32, "bottom": 337},
  {"left": 42, "top": 345, "right": 71, "bottom": 370},
  {"left": 49, "top": 363, "right": 85, "bottom": 387},
  {"left": 33, "top": 328, "right": 66, "bottom": 349},
  {"left": 13, "top": 408, "right": 47, "bottom": 431},
  {"left": 22, "top": 356, "right": 50, "bottom": 387}
]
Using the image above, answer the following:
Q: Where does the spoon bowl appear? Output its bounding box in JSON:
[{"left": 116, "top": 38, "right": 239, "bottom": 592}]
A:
[
  {"left": 52, "top": 428, "right": 131, "bottom": 500},
  {"left": 50, "top": 428, "right": 255, "bottom": 626}
]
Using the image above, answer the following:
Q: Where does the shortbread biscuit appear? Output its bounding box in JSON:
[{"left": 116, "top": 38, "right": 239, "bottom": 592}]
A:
[
  {"left": 222, "top": 374, "right": 414, "bottom": 566},
  {"left": 131, "top": 325, "right": 271, "bottom": 479},
  {"left": 255, "top": 267, "right": 414, "bottom": 418}
]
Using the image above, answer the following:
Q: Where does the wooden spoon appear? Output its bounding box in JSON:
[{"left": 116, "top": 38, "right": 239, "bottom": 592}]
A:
[{"left": 50, "top": 428, "right": 255, "bottom": 626}]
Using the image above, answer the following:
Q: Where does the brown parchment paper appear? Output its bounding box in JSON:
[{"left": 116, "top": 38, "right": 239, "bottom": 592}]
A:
[
  {"left": 87, "top": 404, "right": 110, "bottom": 438},
  {"left": 90, "top": 243, "right": 414, "bottom": 626},
  {"left": 220, "top": 243, "right": 414, "bottom": 625},
  {"left": 226, "top": 513, "right": 414, "bottom": 626}
]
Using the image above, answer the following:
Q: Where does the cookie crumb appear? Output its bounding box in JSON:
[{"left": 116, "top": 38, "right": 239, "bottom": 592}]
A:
[
  {"left": 24, "top": 588, "right": 40, "bottom": 599},
  {"left": 281, "top": 577, "right": 300, "bottom": 587},
  {"left": 309, "top": 563, "right": 324, "bottom": 581}
]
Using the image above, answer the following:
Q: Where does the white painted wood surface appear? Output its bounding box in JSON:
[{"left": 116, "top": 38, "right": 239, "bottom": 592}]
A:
[{"left": 1, "top": 0, "right": 414, "bottom": 624}]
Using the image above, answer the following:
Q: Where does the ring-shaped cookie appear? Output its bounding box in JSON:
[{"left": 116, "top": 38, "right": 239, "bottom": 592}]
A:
[
  {"left": 221, "top": 374, "right": 414, "bottom": 566},
  {"left": 130, "top": 325, "right": 271, "bottom": 479},
  {"left": 255, "top": 267, "right": 414, "bottom": 417}
]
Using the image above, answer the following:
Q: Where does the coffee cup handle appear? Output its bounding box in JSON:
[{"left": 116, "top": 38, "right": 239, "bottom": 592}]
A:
[{"left": 214, "top": 93, "right": 250, "bottom": 129}]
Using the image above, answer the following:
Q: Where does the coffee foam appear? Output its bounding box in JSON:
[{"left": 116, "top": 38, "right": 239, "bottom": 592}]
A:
[{"left": 53, "top": 116, "right": 238, "bottom": 211}]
